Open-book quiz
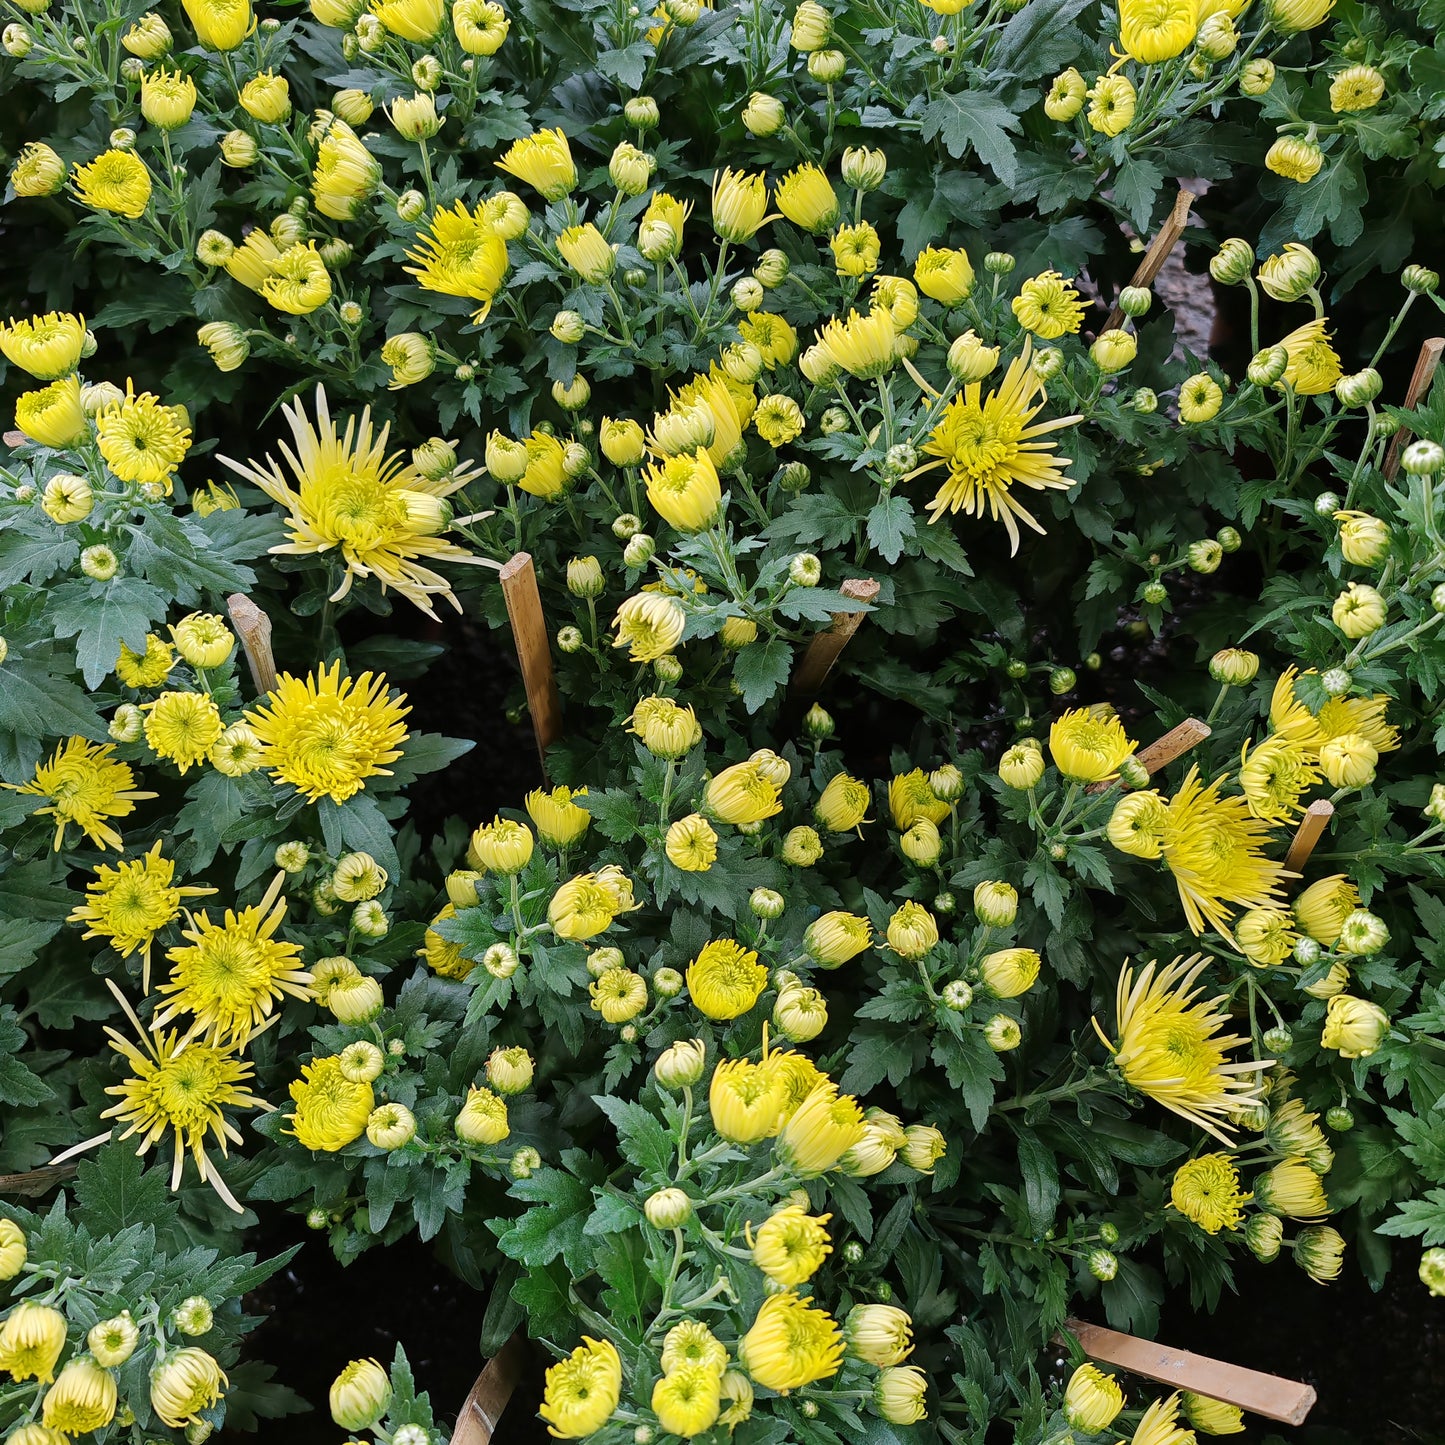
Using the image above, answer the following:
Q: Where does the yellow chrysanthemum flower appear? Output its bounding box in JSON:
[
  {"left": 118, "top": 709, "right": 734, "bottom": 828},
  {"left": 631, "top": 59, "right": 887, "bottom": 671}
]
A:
[
  {"left": 665, "top": 812, "right": 719, "bottom": 872},
  {"left": 15, "top": 375, "right": 88, "bottom": 448},
  {"left": 549, "top": 868, "right": 636, "bottom": 940},
  {"left": 709, "top": 1057, "right": 786, "bottom": 1142},
  {"left": 153, "top": 873, "right": 311, "bottom": 1045},
  {"left": 887, "top": 769, "right": 949, "bottom": 830},
  {"left": 750, "top": 1204, "right": 832, "bottom": 1286},
  {"left": 1107, "top": 790, "right": 1168, "bottom": 858},
  {"left": 143, "top": 690, "right": 224, "bottom": 773},
  {"left": 1094, "top": 954, "right": 1265, "bottom": 1141},
  {"left": 496, "top": 127, "right": 576, "bottom": 201},
  {"left": 261, "top": 241, "right": 333, "bottom": 315},
  {"left": 775, "top": 163, "right": 839, "bottom": 233},
  {"left": 1268, "top": 667, "right": 1400, "bottom": 756},
  {"left": 704, "top": 760, "right": 782, "bottom": 825},
  {"left": 243, "top": 661, "right": 410, "bottom": 803},
  {"left": 687, "top": 938, "right": 768, "bottom": 1019},
  {"left": 711, "top": 167, "right": 771, "bottom": 242},
  {"left": 68, "top": 841, "right": 214, "bottom": 989},
  {"left": 72, "top": 149, "right": 153, "bottom": 218},
  {"left": 524, "top": 785, "right": 591, "bottom": 847},
  {"left": 0, "top": 1302, "right": 68, "bottom": 1383},
  {"left": 814, "top": 307, "right": 896, "bottom": 379},
  {"left": 95, "top": 383, "right": 192, "bottom": 485},
  {"left": 651, "top": 1364, "right": 721, "bottom": 1439},
  {"left": 829, "top": 220, "right": 881, "bottom": 277},
  {"left": 1276, "top": 318, "right": 1342, "bottom": 395},
  {"left": 1086, "top": 73, "right": 1136, "bottom": 135},
  {"left": 738, "top": 1293, "right": 844, "bottom": 1392},
  {"left": 612, "top": 592, "right": 687, "bottom": 663},
  {"left": 286, "top": 1053, "right": 374, "bottom": 1152},
  {"left": 310, "top": 117, "right": 382, "bottom": 220},
  {"left": 41, "top": 1356, "right": 118, "bottom": 1436},
  {"left": 139, "top": 67, "right": 197, "bottom": 129},
  {"left": 11, "top": 142, "right": 67, "bottom": 197},
  {"left": 913, "top": 245, "right": 975, "bottom": 305},
  {"left": 182, "top": 0, "right": 254, "bottom": 48},
  {"left": 1160, "top": 766, "right": 1288, "bottom": 937},
  {"left": 913, "top": 341, "right": 1080, "bottom": 552},
  {"left": 150, "top": 1346, "right": 227, "bottom": 1429},
  {"left": 4, "top": 737, "right": 156, "bottom": 852},
  {"left": 1293, "top": 874, "right": 1360, "bottom": 946},
  {"left": 539, "top": 1337, "right": 621, "bottom": 1439},
  {"left": 372, "top": 0, "right": 445, "bottom": 39},
  {"left": 116, "top": 633, "right": 175, "bottom": 688},
  {"left": 589, "top": 966, "right": 648, "bottom": 1023},
  {"left": 0, "top": 311, "right": 87, "bottom": 380},
  {"left": 421, "top": 903, "right": 475, "bottom": 980},
  {"left": 1237, "top": 734, "right": 1321, "bottom": 825},
  {"left": 644, "top": 447, "right": 723, "bottom": 531},
  {"left": 1049, "top": 707, "right": 1136, "bottom": 783},
  {"left": 1118, "top": 0, "right": 1199, "bottom": 62},
  {"left": 1131, "top": 1392, "right": 1193, "bottom": 1445},
  {"left": 1171, "top": 1152, "right": 1249, "bottom": 1233},
  {"left": 102, "top": 984, "right": 265, "bottom": 1210},
  {"left": 1329, "top": 63, "right": 1384, "bottom": 113},
  {"left": 404, "top": 201, "right": 509, "bottom": 322},
  {"left": 664, "top": 369, "right": 749, "bottom": 466},
  {"left": 1011, "top": 272, "right": 1086, "bottom": 339},
  {"left": 776, "top": 1079, "right": 867, "bottom": 1176},
  {"left": 738, "top": 311, "right": 797, "bottom": 368},
  {"left": 661, "top": 1320, "right": 728, "bottom": 1375},
  {"left": 454, "top": 0, "right": 510, "bottom": 52},
  {"left": 222, "top": 385, "right": 485, "bottom": 617}
]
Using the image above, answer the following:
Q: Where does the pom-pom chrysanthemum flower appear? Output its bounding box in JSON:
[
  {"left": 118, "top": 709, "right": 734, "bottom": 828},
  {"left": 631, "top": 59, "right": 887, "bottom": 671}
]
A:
[
  {"left": 72, "top": 149, "right": 153, "bottom": 218},
  {"left": 539, "top": 1336, "right": 621, "bottom": 1439},
  {"left": 0, "top": 311, "right": 87, "bottom": 380},
  {"left": 98, "top": 983, "right": 265, "bottom": 1211},
  {"left": 242, "top": 663, "right": 409, "bottom": 803},
  {"left": 1237, "top": 735, "right": 1321, "bottom": 825},
  {"left": 1011, "top": 272, "right": 1087, "bottom": 339},
  {"left": 153, "top": 873, "right": 311, "bottom": 1045},
  {"left": 750, "top": 1204, "right": 833, "bottom": 1286},
  {"left": 1170, "top": 1152, "right": 1250, "bottom": 1233},
  {"left": 286, "top": 1053, "right": 374, "bottom": 1152},
  {"left": 221, "top": 385, "right": 487, "bottom": 616},
  {"left": 67, "top": 841, "right": 215, "bottom": 990},
  {"left": 1094, "top": 954, "right": 1265, "bottom": 1142},
  {"left": 143, "top": 690, "right": 224, "bottom": 773},
  {"left": 404, "top": 201, "right": 509, "bottom": 322},
  {"left": 686, "top": 938, "right": 768, "bottom": 1020},
  {"left": 912, "top": 341, "right": 1080, "bottom": 553},
  {"left": 738, "top": 1292, "right": 844, "bottom": 1392},
  {"left": 1160, "top": 767, "right": 1288, "bottom": 938},
  {"left": 5, "top": 737, "right": 156, "bottom": 852},
  {"left": 95, "top": 384, "right": 192, "bottom": 486},
  {"left": 1118, "top": 0, "right": 1200, "bottom": 62}
]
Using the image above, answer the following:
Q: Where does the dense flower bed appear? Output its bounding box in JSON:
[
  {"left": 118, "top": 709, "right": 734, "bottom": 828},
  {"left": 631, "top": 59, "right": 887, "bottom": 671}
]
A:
[{"left": 2, "top": 0, "right": 1445, "bottom": 1441}]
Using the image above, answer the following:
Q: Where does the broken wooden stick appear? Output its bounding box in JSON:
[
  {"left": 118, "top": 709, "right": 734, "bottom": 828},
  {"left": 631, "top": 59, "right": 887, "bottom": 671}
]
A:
[
  {"left": 498, "top": 553, "right": 562, "bottom": 771},
  {"left": 789, "top": 578, "right": 880, "bottom": 698},
  {"left": 0, "top": 1165, "right": 76, "bottom": 1198},
  {"left": 450, "top": 1334, "right": 527, "bottom": 1445},
  {"left": 226, "top": 593, "right": 278, "bottom": 696},
  {"left": 1102, "top": 186, "right": 1196, "bottom": 334},
  {"left": 1284, "top": 797, "right": 1334, "bottom": 876},
  {"left": 2, "top": 430, "right": 23, "bottom": 450},
  {"left": 1086, "top": 717, "right": 1210, "bottom": 794},
  {"left": 1062, "top": 1319, "right": 1315, "bottom": 1425},
  {"left": 1383, "top": 335, "right": 1444, "bottom": 480}
]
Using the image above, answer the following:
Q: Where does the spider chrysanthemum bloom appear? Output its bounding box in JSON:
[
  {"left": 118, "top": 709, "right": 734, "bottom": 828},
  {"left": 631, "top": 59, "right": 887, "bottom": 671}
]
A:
[
  {"left": 1276, "top": 318, "right": 1341, "bottom": 394},
  {"left": 1094, "top": 954, "right": 1265, "bottom": 1141},
  {"left": 1268, "top": 667, "right": 1399, "bottom": 756},
  {"left": 95, "top": 384, "right": 192, "bottom": 485},
  {"left": 243, "top": 662, "right": 409, "bottom": 803},
  {"left": 776, "top": 1079, "right": 867, "bottom": 1176},
  {"left": 1238, "top": 734, "right": 1321, "bottom": 825},
  {"left": 143, "top": 690, "right": 224, "bottom": 773},
  {"left": 813, "top": 307, "right": 896, "bottom": 379},
  {"left": 712, "top": 167, "right": 771, "bottom": 242},
  {"left": 287, "top": 1053, "right": 374, "bottom": 1152},
  {"left": 224, "top": 228, "right": 282, "bottom": 291},
  {"left": 153, "top": 873, "right": 311, "bottom": 1045},
  {"left": 102, "top": 985, "right": 265, "bottom": 1210},
  {"left": 261, "top": 241, "right": 332, "bottom": 315},
  {"left": 912, "top": 341, "right": 1080, "bottom": 552},
  {"left": 612, "top": 592, "right": 686, "bottom": 663},
  {"left": 1086, "top": 73, "right": 1136, "bottom": 135},
  {"left": 1131, "top": 1392, "right": 1193, "bottom": 1445},
  {"left": 72, "top": 148, "right": 153, "bottom": 218},
  {"left": 1011, "top": 272, "right": 1086, "bottom": 339},
  {"left": 751, "top": 1204, "right": 832, "bottom": 1285},
  {"left": 1049, "top": 707, "right": 1136, "bottom": 783},
  {"left": 5, "top": 736, "right": 156, "bottom": 851},
  {"left": 1160, "top": 766, "right": 1288, "bottom": 937},
  {"left": 738, "top": 1292, "right": 844, "bottom": 1392},
  {"left": 687, "top": 939, "right": 768, "bottom": 1020},
  {"left": 0, "top": 311, "right": 87, "bottom": 380},
  {"left": 1118, "top": 0, "right": 1199, "bottom": 63},
  {"left": 539, "top": 1337, "right": 621, "bottom": 1439},
  {"left": 404, "top": 201, "right": 509, "bottom": 322},
  {"left": 222, "top": 385, "right": 485, "bottom": 616},
  {"left": 68, "top": 841, "right": 214, "bottom": 988},
  {"left": 1171, "top": 1152, "right": 1249, "bottom": 1233},
  {"left": 496, "top": 127, "right": 576, "bottom": 200}
]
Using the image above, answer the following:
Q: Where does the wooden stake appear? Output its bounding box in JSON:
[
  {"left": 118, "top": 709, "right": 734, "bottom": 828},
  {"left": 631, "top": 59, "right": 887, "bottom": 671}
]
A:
[
  {"left": 1383, "top": 336, "right": 1445, "bottom": 480},
  {"left": 1062, "top": 1319, "right": 1316, "bottom": 1425},
  {"left": 450, "top": 1334, "right": 527, "bottom": 1445},
  {"left": 498, "top": 552, "right": 562, "bottom": 770},
  {"left": 2, "top": 430, "right": 23, "bottom": 449},
  {"left": 1102, "top": 187, "right": 1196, "bottom": 334},
  {"left": 1284, "top": 797, "right": 1334, "bottom": 875},
  {"left": 789, "top": 578, "right": 880, "bottom": 698},
  {"left": 0, "top": 1165, "right": 76, "bottom": 1198},
  {"left": 226, "top": 593, "right": 278, "bottom": 696},
  {"left": 1087, "top": 717, "right": 1210, "bottom": 793}
]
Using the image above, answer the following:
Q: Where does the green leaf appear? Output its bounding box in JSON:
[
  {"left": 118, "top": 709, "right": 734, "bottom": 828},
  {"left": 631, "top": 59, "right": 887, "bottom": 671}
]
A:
[
  {"left": 579, "top": 788, "right": 643, "bottom": 843},
  {"left": 491, "top": 1166, "right": 593, "bottom": 1274},
  {"left": 0, "top": 657, "right": 108, "bottom": 743},
  {"left": 74, "top": 1142, "right": 179, "bottom": 1235},
  {"left": 732, "top": 638, "right": 792, "bottom": 714},
  {"left": 592, "top": 1096, "right": 674, "bottom": 1181},
  {"left": 920, "top": 92, "right": 1021, "bottom": 186},
  {"left": 49, "top": 577, "right": 169, "bottom": 688},
  {"left": 1112, "top": 155, "right": 1165, "bottom": 232},
  {"left": 866, "top": 495, "right": 916, "bottom": 565},
  {"left": 0, "top": 1008, "right": 50, "bottom": 1107},
  {"left": 1378, "top": 1190, "right": 1445, "bottom": 1245}
]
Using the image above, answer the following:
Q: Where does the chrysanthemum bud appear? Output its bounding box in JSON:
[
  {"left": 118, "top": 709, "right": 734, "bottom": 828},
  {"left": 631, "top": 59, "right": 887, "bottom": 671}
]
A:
[
  {"left": 1087, "top": 1248, "right": 1119, "bottom": 1280},
  {"left": 80, "top": 545, "right": 120, "bottom": 581},
  {"left": 1244, "top": 1211, "right": 1283, "bottom": 1261},
  {"left": 172, "top": 1296, "right": 214, "bottom": 1336},
  {"left": 1401, "top": 439, "right": 1444, "bottom": 476},
  {"left": 1031, "top": 346, "right": 1065, "bottom": 381},
  {"left": 330, "top": 1359, "right": 392, "bottom": 1431},
  {"left": 510, "top": 1144, "right": 541, "bottom": 1177},
  {"left": 1090, "top": 328, "right": 1137, "bottom": 373},
  {"left": 655, "top": 1038, "right": 706, "bottom": 1088},
  {"left": 654, "top": 655, "right": 684, "bottom": 683},
  {"left": 483, "top": 942, "right": 520, "bottom": 978},
  {"left": 395, "top": 188, "right": 427, "bottom": 222},
  {"left": 1257, "top": 243, "right": 1321, "bottom": 302},
  {"left": 3, "top": 25, "right": 34, "bottom": 57},
  {"left": 1240, "top": 57, "right": 1275, "bottom": 94},
  {"left": 622, "top": 533, "right": 655, "bottom": 568},
  {"left": 1246, "top": 346, "right": 1289, "bottom": 388},
  {"left": 486, "top": 1046, "right": 534, "bottom": 1095},
  {"left": 946, "top": 331, "right": 1000, "bottom": 383},
  {"left": 1210, "top": 237, "right": 1255, "bottom": 286},
  {"left": 625, "top": 94, "right": 660, "bottom": 128},
  {"left": 1325, "top": 1105, "right": 1354, "bottom": 1132},
  {"left": 1188, "top": 539, "right": 1223, "bottom": 574},
  {"left": 1335, "top": 369, "right": 1383, "bottom": 407},
  {"left": 755, "top": 249, "right": 790, "bottom": 287},
  {"left": 1402, "top": 264, "right": 1440, "bottom": 295},
  {"left": 609, "top": 141, "right": 652, "bottom": 195},
  {"left": 841, "top": 145, "right": 886, "bottom": 190},
  {"left": 998, "top": 740, "right": 1044, "bottom": 789},
  {"left": 645, "top": 1188, "right": 693, "bottom": 1228},
  {"left": 1337, "top": 908, "right": 1388, "bottom": 955},
  {"left": 1049, "top": 666, "right": 1076, "bottom": 694},
  {"left": 556, "top": 624, "right": 583, "bottom": 653},
  {"left": 742, "top": 92, "right": 785, "bottom": 136},
  {"left": 789, "top": 553, "right": 822, "bottom": 587},
  {"left": 808, "top": 47, "right": 846, "bottom": 80},
  {"left": 1116, "top": 286, "right": 1151, "bottom": 319}
]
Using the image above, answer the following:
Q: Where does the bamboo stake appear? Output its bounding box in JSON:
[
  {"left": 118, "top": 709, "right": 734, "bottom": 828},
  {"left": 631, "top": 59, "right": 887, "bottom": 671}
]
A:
[
  {"left": 1284, "top": 797, "right": 1334, "bottom": 875},
  {"left": 789, "top": 578, "right": 880, "bottom": 698},
  {"left": 226, "top": 594, "right": 278, "bottom": 696},
  {"left": 1102, "top": 187, "right": 1196, "bottom": 334},
  {"left": 1086, "top": 717, "right": 1210, "bottom": 793},
  {"left": 1062, "top": 1320, "right": 1316, "bottom": 1425},
  {"left": 1383, "top": 336, "right": 1445, "bottom": 480},
  {"left": 450, "top": 1334, "right": 527, "bottom": 1445},
  {"left": 498, "top": 552, "right": 562, "bottom": 770}
]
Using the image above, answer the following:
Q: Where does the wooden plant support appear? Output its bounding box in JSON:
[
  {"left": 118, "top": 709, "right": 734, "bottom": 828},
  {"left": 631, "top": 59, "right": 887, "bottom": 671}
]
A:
[
  {"left": 1063, "top": 1319, "right": 1316, "bottom": 1425},
  {"left": 1101, "top": 186, "right": 1196, "bottom": 334},
  {"left": 1284, "top": 797, "right": 1334, "bottom": 876},
  {"left": 2, "top": 430, "right": 23, "bottom": 449},
  {"left": 1382, "top": 335, "right": 1445, "bottom": 480},
  {"left": 450, "top": 1333, "right": 527, "bottom": 1445},
  {"left": 1085, "top": 717, "right": 1210, "bottom": 794},
  {"left": 788, "top": 578, "right": 880, "bottom": 698},
  {"left": 226, "top": 593, "right": 278, "bottom": 696},
  {"left": 0, "top": 1165, "right": 76, "bottom": 1198},
  {"left": 498, "top": 552, "right": 562, "bottom": 772}
]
